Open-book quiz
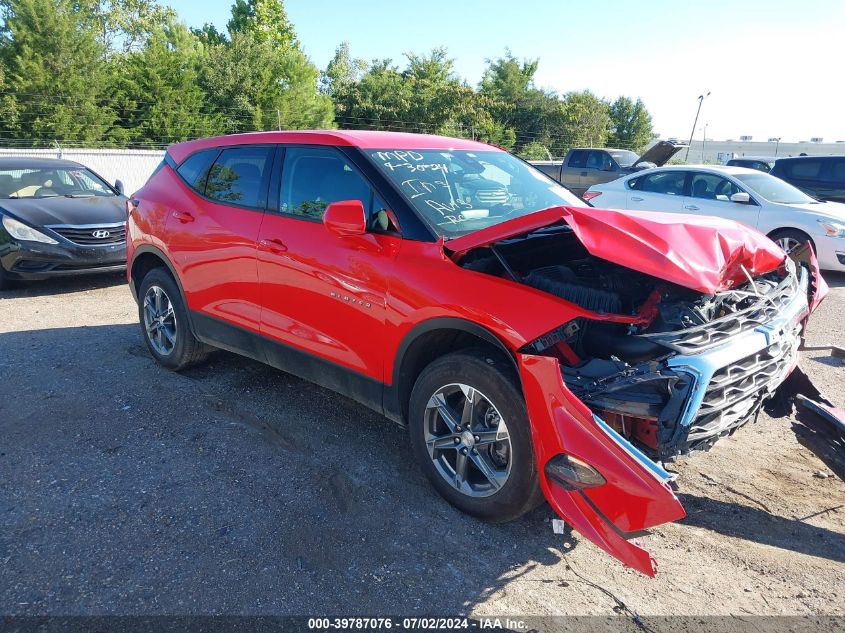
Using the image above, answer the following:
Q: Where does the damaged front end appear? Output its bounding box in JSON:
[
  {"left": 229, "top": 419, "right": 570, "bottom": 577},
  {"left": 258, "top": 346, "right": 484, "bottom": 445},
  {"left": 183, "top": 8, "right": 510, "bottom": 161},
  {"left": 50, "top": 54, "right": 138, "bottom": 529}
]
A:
[{"left": 448, "top": 207, "right": 824, "bottom": 575}]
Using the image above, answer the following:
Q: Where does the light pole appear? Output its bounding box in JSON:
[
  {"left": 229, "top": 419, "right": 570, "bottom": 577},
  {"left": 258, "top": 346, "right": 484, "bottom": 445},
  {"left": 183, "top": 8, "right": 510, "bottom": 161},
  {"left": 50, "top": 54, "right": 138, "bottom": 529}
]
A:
[
  {"left": 701, "top": 123, "right": 708, "bottom": 163},
  {"left": 773, "top": 137, "right": 782, "bottom": 157},
  {"left": 685, "top": 92, "right": 710, "bottom": 161}
]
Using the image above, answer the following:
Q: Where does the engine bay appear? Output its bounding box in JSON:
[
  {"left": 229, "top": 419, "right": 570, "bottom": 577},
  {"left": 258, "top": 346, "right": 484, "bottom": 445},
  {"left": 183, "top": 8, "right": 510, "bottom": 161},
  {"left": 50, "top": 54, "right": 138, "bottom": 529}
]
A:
[{"left": 455, "top": 223, "right": 799, "bottom": 459}]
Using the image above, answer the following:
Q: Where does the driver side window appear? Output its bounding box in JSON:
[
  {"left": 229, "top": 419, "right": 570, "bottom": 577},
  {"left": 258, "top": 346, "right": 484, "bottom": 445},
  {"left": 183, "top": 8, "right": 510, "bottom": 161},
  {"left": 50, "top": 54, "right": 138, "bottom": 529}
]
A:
[
  {"left": 280, "top": 147, "right": 372, "bottom": 220},
  {"left": 689, "top": 173, "right": 741, "bottom": 202}
]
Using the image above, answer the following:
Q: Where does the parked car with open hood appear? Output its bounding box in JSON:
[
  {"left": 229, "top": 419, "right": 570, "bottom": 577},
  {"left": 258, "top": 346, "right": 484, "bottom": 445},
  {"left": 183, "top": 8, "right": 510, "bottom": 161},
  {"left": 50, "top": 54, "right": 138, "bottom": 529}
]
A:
[
  {"left": 530, "top": 140, "right": 687, "bottom": 198},
  {"left": 127, "top": 131, "right": 825, "bottom": 576},
  {"left": 0, "top": 157, "right": 128, "bottom": 289},
  {"left": 584, "top": 164, "right": 845, "bottom": 272}
]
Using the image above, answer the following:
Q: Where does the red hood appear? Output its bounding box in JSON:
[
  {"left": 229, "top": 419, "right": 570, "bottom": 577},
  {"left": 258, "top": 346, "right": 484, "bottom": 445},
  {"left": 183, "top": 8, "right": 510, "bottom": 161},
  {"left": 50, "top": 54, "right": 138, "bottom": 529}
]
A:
[{"left": 445, "top": 206, "right": 786, "bottom": 293}]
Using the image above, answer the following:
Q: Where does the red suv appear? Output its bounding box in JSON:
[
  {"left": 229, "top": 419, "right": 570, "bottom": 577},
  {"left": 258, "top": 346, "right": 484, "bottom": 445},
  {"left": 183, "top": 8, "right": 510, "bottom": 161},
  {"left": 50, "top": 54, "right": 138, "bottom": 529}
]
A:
[{"left": 128, "top": 131, "right": 825, "bottom": 576}]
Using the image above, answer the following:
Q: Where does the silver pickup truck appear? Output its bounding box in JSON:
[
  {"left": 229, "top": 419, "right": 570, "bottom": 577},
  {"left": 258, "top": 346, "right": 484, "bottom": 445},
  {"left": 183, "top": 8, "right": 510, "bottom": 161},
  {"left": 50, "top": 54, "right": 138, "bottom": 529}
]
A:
[{"left": 531, "top": 141, "right": 686, "bottom": 198}]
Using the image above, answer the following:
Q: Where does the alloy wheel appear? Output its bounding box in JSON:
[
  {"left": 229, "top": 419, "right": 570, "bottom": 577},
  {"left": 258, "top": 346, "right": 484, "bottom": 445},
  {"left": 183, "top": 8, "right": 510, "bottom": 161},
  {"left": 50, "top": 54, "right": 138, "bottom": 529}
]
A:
[
  {"left": 776, "top": 236, "right": 801, "bottom": 254},
  {"left": 143, "top": 285, "right": 177, "bottom": 356},
  {"left": 423, "top": 383, "right": 512, "bottom": 497}
]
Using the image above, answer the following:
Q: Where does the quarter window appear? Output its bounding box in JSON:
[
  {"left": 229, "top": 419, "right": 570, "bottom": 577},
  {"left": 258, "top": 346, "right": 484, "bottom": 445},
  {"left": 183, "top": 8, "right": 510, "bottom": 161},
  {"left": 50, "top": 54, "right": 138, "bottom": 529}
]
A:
[
  {"left": 205, "top": 146, "right": 273, "bottom": 208},
  {"left": 177, "top": 149, "right": 218, "bottom": 191},
  {"left": 280, "top": 147, "right": 372, "bottom": 220}
]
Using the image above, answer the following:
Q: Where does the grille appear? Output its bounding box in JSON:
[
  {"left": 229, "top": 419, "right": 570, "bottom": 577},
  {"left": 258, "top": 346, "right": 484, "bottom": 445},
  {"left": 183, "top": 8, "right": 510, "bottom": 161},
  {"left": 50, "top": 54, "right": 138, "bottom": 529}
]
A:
[
  {"left": 475, "top": 188, "right": 509, "bottom": 206},
  {"left": 687, "top": 327, "right": 800, "bottom": 443},
  {"left": 642, "top": 273, "right": 799, "bottom": 354},
  {"left": 50, "top": 223, "right": 126, "bottom": 245}
]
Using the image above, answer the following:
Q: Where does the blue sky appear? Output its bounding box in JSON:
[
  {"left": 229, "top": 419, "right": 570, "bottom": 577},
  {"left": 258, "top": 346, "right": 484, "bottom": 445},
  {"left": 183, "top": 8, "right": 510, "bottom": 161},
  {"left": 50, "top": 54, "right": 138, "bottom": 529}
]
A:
[{"left": 166, "top": 0, "right": 845, "bottom": 142}]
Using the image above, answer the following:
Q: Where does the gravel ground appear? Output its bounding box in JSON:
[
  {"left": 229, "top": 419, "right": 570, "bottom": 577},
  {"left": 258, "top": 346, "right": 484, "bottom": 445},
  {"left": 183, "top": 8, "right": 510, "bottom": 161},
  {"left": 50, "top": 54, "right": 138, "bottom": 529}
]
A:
[{"left": 0, "top": 271, "right": 843, "bottom": 619}]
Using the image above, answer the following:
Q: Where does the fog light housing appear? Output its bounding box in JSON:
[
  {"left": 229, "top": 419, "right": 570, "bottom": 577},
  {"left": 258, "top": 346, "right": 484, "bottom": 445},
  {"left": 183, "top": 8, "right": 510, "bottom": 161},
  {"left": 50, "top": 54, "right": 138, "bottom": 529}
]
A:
[{"left": 545, "top": 454, "right": 606, "bottom": 490}]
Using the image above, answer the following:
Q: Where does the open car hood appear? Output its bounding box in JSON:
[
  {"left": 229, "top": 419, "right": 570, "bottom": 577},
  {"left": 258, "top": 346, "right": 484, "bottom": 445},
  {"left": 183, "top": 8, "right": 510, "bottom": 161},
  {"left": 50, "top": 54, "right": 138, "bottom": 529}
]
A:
[
  {"left": 445, "top": 206, "right": 786, "bottom": 293},
  {"left": 632, "top": 140, "right": 687, "bottom": 168}
]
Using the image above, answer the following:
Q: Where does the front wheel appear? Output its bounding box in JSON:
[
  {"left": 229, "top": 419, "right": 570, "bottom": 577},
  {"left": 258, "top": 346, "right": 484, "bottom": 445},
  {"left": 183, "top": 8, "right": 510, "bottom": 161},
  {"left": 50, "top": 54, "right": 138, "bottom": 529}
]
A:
[
  {"left": 408, "top": 350, "right": 544, "bottom": 522},
  {"left": 769, "top": 228, "right": 813, "bottom": 255}
]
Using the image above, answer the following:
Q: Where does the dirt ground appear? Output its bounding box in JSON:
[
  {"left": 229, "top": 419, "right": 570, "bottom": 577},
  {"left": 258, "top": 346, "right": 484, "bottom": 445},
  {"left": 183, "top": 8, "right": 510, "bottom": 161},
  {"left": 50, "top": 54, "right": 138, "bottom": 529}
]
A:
[{"left": 0, "top": 270, "right": 843, "bottom": 621}]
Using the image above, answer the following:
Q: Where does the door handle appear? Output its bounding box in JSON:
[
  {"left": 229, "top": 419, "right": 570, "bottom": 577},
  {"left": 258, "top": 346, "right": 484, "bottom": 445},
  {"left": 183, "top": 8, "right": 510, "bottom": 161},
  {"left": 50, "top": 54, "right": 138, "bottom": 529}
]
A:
[
  {"left": 259, "top": 238, "right": 288, "bottom": 254},
  {"left": 172, "top": 210, "right": 194, "bottom": 223},
  {"left": 630, "top": 196, "right": 644, "bottom": 202},
  {"left": 581, "top": 171, "right": 589, "bottom": 177},
  {"left": 684, "top": 204, "right": 700, "bottom": 211}
]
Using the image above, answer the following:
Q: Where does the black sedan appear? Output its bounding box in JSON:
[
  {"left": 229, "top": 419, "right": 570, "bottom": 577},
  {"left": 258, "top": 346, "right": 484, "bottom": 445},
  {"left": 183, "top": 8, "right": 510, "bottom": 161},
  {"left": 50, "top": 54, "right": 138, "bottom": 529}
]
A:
[{"left": 0, "top": 157, "right": 127, "bottom": 289}]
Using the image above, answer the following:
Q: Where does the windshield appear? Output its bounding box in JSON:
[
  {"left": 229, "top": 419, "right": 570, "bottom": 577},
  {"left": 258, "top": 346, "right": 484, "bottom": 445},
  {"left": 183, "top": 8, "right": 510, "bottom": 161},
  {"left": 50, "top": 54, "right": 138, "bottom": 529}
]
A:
[
  {"left": 0, "top": 166, "right": 116, "bottom": 199},
  {"left": 734, "top": 172, "right": 818, "bottom": 205},
  {"left": 609, "top": 150, "right": 639, "bottom": 168},
  {"left": 367, "top": 149, "right": 586, "bottom": 236}
]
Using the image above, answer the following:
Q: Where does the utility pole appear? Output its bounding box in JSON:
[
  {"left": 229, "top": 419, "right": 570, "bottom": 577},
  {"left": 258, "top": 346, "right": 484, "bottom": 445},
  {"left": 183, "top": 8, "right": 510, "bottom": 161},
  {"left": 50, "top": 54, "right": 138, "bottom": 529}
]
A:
[
  {"left": 685, "top": 92, "right": 710, "bottom": 161},
  {"left": 276, "top": 108, "right": 282, "bottom": 131}
]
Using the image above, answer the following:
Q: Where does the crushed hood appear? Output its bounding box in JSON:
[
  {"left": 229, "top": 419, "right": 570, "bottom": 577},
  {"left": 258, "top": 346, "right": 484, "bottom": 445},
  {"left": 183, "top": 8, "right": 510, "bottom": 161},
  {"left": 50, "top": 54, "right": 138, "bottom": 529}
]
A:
[{"left": 445, "top": 206, "right": 786, "bottom": 294}]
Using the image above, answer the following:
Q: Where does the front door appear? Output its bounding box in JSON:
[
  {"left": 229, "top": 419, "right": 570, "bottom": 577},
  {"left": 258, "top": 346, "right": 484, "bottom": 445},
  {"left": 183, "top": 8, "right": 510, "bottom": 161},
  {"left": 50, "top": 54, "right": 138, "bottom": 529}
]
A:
[
  {"left": 256, "top": 146, "right": 401, "bottom": 404},
  {"left": 682, "top": 172, "right": 761, "bottom": 228}
]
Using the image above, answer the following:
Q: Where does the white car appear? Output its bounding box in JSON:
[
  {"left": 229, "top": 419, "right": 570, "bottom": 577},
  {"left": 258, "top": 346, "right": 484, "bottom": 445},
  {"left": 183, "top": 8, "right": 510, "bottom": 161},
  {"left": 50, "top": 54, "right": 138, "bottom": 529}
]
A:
[{"left": 583, "top": 165, "right": 845, "bottom": 272}]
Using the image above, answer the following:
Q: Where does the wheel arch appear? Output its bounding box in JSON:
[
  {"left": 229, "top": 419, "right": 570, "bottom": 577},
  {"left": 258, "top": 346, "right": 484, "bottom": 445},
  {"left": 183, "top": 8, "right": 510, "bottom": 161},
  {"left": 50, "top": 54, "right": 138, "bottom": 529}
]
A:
[
  {"left": 387, "top": 317, "right": 520, "bottom": 426},
  {"left": 766, "top": 227, "right": 816, "bottom": 254},
  {"left": 130, "top": 245, "right": 195, "bottom": 333}
]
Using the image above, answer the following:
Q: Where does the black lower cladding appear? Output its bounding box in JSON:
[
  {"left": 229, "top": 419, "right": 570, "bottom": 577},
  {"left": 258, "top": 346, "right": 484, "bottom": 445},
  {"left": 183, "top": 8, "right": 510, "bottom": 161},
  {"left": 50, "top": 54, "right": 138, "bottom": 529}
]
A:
[
  {"left": 189, "top": 311, "right": 385, "bottom": 415},
  {"left": 0, "top": 237, "right": 126, "bottom": 279}
]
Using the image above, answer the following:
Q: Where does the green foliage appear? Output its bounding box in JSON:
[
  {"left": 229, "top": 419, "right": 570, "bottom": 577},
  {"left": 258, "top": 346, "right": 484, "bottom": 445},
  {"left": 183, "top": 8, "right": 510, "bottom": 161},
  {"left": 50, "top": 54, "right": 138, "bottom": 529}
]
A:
[
  {"left": 0, "top": 2, "right": 655, "bottom": 153},
  {"left": 608, "top": 96, "right": 653, "bottom": 152}
]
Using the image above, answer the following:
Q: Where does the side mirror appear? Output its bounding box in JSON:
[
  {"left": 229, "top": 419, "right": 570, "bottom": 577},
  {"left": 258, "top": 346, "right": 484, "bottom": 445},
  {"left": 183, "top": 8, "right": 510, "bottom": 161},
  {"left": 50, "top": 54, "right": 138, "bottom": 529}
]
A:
[
  {"left": 114, "top": 179, "right": 125, "bottom": 195},
  {"left": 602, "top": 164, "right": 615, "bottom": 172},
  {"left": 730, "top": 192, "right": 751, "bottom": 204},
  {"left": 323, "top": 200, "right": 367, "bottom": 236}
]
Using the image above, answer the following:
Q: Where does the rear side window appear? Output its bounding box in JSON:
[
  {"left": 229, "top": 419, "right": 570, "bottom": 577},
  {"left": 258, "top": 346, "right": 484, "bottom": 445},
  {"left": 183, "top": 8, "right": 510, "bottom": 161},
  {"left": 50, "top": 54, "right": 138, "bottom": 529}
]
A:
[
  {"left": 205, "top": 146, "right": 273, "bottom": 208},
  {"left": 831, "top": 160, "right": 845, "bottom": 182},
  {"left": 568, "top": 150, "right": 588, "bottom": 169},
  {"left": 788, "top": 160, "right": 822, "bottom": 179},
  {"left": 640, "top": 171, "right": 686, "bottom": 195},
  {"left": 177, "top": 149, "right": 218, "bottom": 190},
  {"left": 280, "top": 147, "right": 372, "bottom": 220}
]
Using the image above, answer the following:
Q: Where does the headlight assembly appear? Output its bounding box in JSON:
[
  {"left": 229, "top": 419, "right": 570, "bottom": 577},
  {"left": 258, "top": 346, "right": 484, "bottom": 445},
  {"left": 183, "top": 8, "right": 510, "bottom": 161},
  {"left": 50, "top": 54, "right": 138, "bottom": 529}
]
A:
[
  {"left": 818, "top": 219, "right": 845, "bottom": 238},
  {"left": 1, "top": 215, "right": 58, "bottom": 244}
]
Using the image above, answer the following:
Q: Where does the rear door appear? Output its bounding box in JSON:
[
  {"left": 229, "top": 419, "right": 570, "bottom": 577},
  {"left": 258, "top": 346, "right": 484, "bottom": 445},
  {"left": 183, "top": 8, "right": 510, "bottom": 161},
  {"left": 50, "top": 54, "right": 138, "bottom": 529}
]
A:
[
  {"left": 164, "top": 145, "right": 273, "bottom": 332},
  {"left": 625, "top": 170, "right": 688, "bottom": 213},
  {"left": 682, "top": 172, "right": 761, "bottom": 227},
  {"left": 581, "top": 150, "right": 614, "bottom": 190},
  {"left": 563, "top": 150, "right": 589, "bottom": 191},
  {"left": 256, "top": 145, "right": 401, "bottom": 403}
]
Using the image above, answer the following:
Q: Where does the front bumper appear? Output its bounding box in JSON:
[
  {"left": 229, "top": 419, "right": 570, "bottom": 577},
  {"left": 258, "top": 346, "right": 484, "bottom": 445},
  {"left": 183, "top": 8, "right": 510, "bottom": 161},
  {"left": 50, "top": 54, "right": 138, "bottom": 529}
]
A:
[
  {"left": 814, "top": 234, "right": 845, "bottom": 272},
  {"left": 520, "top": 266, "right": 814, "bottom": 577},
  {"left": 0, "top": 238, "right": 126, "bottom": 280}
]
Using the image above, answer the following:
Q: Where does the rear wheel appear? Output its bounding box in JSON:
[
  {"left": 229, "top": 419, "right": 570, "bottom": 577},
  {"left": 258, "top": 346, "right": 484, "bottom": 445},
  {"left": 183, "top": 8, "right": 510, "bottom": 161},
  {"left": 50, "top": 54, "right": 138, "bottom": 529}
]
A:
[
  {"left": 769, "top": 228, "right": 812, "bottom": 255},
  {"left": 408, "top": 350, "right": 543, "bottom": 522},
  {"left": 138, "top": 267, "right": 210, "bottom": 370}
]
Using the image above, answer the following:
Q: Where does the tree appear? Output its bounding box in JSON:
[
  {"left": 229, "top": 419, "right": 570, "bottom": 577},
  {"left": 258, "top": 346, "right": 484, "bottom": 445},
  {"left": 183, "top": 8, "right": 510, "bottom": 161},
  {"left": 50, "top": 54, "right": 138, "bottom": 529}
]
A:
[
  {"left": 106, "top": 22, "right": 223, "bottom": 145},
  {"left": 85, "top": 0, "right": 177, "bottom": 55},
  {"left": 558, "top": 90, "right": 611, "bottom": 151},
  {"left": 0, "top": 0, "right": 113, "bottom": 143},
  {"left": 191, "top": 22, "right": 228, "bottom": 46},
  {"left": 201, "top": 32, "right": 332, "bottom": 132},
  {"left": 320, "top": 41, "right": 365, "bottom": 96},
  {"left": 227, "top": 0, "right": 297, "bottom": 50},
  {"left": 607, "top": 96, "right": 653, "bottom": 152}
]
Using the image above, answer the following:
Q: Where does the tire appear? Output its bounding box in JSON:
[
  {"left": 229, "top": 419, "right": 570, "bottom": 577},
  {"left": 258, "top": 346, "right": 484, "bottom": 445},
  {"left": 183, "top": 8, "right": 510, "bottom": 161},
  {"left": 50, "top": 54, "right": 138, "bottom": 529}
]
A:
[
  {"left": 137, "top": 267, "right": 210, "bottom": 370},
  {"left": 408, "top": 349, "right": 544, "bottom": 522},
  {"left": 769, "top": 228, "right": 813, "bottom": 255}
]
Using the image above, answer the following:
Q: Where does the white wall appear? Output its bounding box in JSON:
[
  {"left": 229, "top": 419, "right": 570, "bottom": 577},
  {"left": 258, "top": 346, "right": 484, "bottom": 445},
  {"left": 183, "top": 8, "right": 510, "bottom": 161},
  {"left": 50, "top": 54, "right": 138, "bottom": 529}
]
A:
[{"left": 0, "top": 148, "right": 165, "bottom": 196}]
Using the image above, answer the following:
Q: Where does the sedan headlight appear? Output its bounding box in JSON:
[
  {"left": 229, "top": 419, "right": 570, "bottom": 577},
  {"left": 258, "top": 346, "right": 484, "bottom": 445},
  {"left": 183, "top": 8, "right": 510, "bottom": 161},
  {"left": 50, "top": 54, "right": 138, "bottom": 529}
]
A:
[
  {"left": 1, "top": 215, "right": 58, "bottom": 244},
  {"left": 818, "top": 220, "right": 845, "bottom": 238}
]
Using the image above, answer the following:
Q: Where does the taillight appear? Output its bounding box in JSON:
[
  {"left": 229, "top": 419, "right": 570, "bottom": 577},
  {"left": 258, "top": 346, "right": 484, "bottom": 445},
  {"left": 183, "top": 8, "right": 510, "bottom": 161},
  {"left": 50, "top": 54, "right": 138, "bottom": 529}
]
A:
[{"left": 582, "top": 191, "right": 602, "bottom": 201}]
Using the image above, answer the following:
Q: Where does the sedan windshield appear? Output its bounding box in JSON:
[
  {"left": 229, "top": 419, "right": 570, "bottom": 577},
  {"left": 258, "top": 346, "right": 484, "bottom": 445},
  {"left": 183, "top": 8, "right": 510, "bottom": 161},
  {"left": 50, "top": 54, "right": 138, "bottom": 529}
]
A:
[
  {"left": 368, "top": 149, "right": 586, "bottom": 236},
  {"left": 0, "top": 166, "right": 116, "bottom": 199},
  {"left": 734, "top": 172, "right": 818, "bottom": 205},
  {"left": 609, "top": 150, "right": 639, "bottom": 168}
]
